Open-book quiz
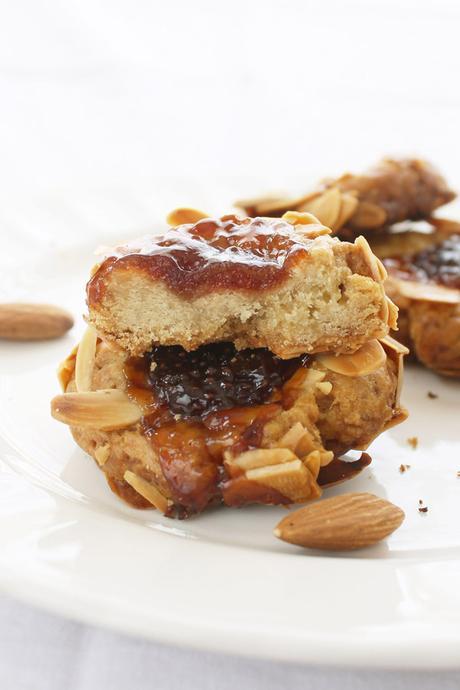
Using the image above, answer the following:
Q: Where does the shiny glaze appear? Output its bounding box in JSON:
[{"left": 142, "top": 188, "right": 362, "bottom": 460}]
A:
[
  {"left": 124, "top": 354, "right": 303, "bottom": 516},
  {"left": 87, "top": 215, "right": 319, "bottom": 301},
  {"left": 384, "top": 234, "right": 460, "bottom": 290}
]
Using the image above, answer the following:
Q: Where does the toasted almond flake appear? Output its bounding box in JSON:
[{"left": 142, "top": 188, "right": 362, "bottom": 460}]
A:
[
  {"left": 166, "top": 208, "right": 209, "bottom": 227},
  {"left": 334, "top": 192, "right": 359, "bottom": 230},
  {"left": 227, "top": 447, "right": 297, "bottom": 472},
  {"left": 281, "top": 211, "right": 331, "bottom": 238},
  {"left": 355, "top": 235, "right": 384, "bottom": 283},
  {"left": 303, "top": 450, "right": 321, "bottom": 478},
  {"left": 389, "top": 277, "right": 460, "bottom": 304},
  {"left": 275, "top": 423, "right": 308, "bottom": 452},
  {"left": 317, "top": 339, "right": 387, "bottom": 377},
  {"left": 247, "top": 459, "right": 321, "bottom": 502},
  {"left": 350, "top": 201, "right": 387, "bottom": 229},
  {"left": 380, "top": 335, "right": 410, "bottom": 356},
  {"left": 386, "top": 297, "right": 399, "bottom": 330},
  {"left": 316, "top": 381, "right": 332, "bottom": 395},
  {"left": 300, "top": 188, "right": 342, "bottom": 229},
  {"left": 123, "top": 470, "right": 169, "bottom": 513},
  {"left": 57, "top": 345, "right": 78, "bottom": 391},
  {"left": 51, "top": 389, "right": 142, "bottom": 431},
  {"left": 75, "top": 325, "right": 98, "bottom": 392},
  {"left": 294, "top": 428, "right": 317, "bottom": 457},
  {"left": 319, "top": 450, "right": 334, "bottom": 467},
  {"left": 94, "top": 443, "right": 110, "bottom": 466}
]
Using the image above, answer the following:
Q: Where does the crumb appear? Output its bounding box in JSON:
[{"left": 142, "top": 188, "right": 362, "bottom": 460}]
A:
[
  {"left": 427, "top": 391, "right": 438, "bottom": 399},
  {"left": 150, "top": 361, "right": 157, "bottom": 372},
  {"left": 173, "top": 413, "right": 182, "bottom": 421},
  {"left": 399, "top": 464, "right": 411, "bottom": 473},
  {"left": 407, "top": 437, "right": 418, "bottom": 450},
  {"left": 418, "top": 498, "right": 428, "bottom": 513},
  {"left": 457, "top": 471, "right": 460, "bottom": 478}
]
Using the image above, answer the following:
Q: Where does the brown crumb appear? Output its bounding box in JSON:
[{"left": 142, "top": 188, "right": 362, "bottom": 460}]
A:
[
  {"left": 418, "top": 498, "right": 428, "bottom": 513},
  {"left": 399, "top": 464, "right": 411, "bottom": 473},
  {"left": 407, "top": 437, "right": 418, "bottom": 450},
  {"left": 427, "top": 391, "right": 438, "bottom": 399},
  {"left": 457, "top": 471, "right": 460, "bottom": 478}
]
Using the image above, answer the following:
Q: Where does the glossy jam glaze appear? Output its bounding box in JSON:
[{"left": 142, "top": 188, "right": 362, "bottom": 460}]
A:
[
  {"left": 87, "top": 215, "right": 321, "bottom": 301},
  {"left": 384, "top": 233, "right": 460, "bottom": 290}
]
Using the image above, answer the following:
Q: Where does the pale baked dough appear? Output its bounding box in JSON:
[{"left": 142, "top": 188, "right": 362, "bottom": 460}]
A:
[{"left": 88, "top": 232, "right": 391, "bottom": 358}]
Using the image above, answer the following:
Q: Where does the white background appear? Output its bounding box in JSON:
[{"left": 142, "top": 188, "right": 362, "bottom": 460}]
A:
[{"left": 1, "top": 0, "right": 460, "bottom": 688}]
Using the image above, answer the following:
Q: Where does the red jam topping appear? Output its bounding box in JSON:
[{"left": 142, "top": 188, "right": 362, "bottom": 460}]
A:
[
  {"left": 87, "top": 215, "right": 318, "bottom": 301},
  {"left": 384, "top": 233, "right": 460, "bottom": 290}
]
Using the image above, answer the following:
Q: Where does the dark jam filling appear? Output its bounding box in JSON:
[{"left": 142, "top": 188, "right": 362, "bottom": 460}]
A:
[
  {"left": 147, "top": 342, "right": 308, "bottom": 420},
  {"left": 385, "top": 234, "right": 460, "bottom": 290},
  {"left": 87, "top": 216, "right": 315, "bottom": 301},
  {"left": 124, "top": 345, "right": 310, "bottom": 516}
]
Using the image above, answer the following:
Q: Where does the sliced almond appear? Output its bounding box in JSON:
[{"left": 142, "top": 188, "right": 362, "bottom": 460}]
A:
[
  {"left": 123, "top": 470, "right": 169, "bottom": 513},
  {"left": 303, "top": 450, "right": 321, "bottom": 479},
  {"left": 75, "top": 325, "right": 98, "bottom": 392},
  {"left": 275, "top": 422, "right": 309, "bottom": 453},
  {"left": 281, "top": 211, "right": 331, "bottom": 238},
  {"left": 354, "top": 235, "right": 386, "bottom": 283},
  {"left": 0, "top": 303, "right": 74, "bottom": 341},
  {"left": 51, "top": 389, "right": 142, "bottom": 431},
  {"left": 94, "top": 443, "right": 111, "bottom": 466},
  {"left": 380, "top": 335, "right": 410, "bottom": 356},
  {"left": 335, "top": 192, "right": 359, "bottom": 230},
  {"left": 389, "top": 277, "right": 460, "bottom": 304},
  {"left": 274, "top": 492, "right": 405, "bottom": 550},
  {"left": 317, "top": 339, "right": 386, "bottom": 377},
  {"left": 57, "top": 345, "right": 78, "bottom": 391},
  {"left": 350, "top": 201, "right": 387, "bottom": 229},
  {"left": 166, "top": 208, "right": 209, "bottom": 226},
  {"left": 386, "top": 297, "right": 399, "bottom": 330},
  {"left": 299, "top": 187, "right": 342, "bottom": 229},
  {"left": 247, "top": 459, "right": 321, "bottom": 502},
  {"left": 316, "top": 381, "right": 332, "bottom": 395},
  {"left": 227, "top": 447, "right": 297, "bottom": 472}
]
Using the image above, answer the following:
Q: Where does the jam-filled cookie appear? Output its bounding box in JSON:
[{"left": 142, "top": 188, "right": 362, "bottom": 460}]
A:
[
  {"left": 237, "top": 157, "right": 455, "bottom": 238},
  {"left": 51, "top": 211, "right": 407, "bottom": 518},
  {"left": 369, "top": 219, "right": 460, "bottom": 377}
]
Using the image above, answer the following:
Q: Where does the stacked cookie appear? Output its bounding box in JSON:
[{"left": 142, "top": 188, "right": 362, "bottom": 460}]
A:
[{"left": 51, "top": 212, "right": 406, "bottom": 517}]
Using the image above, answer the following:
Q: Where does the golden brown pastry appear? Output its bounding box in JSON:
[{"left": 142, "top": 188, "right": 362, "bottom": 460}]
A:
[
  {"left": 51, "top": 211, "right": 407, "bottom": 518},
  {"left": 237, "top": 158, "right": 455, "bottom": 237}
]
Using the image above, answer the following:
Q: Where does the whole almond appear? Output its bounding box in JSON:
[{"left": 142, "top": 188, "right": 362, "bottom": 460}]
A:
[
  {"left": 0, "top": 303, "right": 74, "bottom": 341},
  {"left": 274, "top": 492, "right": 404, "bottom": 551}
]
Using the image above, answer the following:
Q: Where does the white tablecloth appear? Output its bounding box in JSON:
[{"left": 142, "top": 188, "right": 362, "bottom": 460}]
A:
[
  {"left": 2, "top": 1, "right": 460, "bottom": 687},
  {"left": 1, "top": 595, "right": 460, "bottom": 690}
]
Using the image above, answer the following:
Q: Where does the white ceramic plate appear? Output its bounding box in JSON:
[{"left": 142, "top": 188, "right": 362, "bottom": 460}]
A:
[{"left": 1, "top": 221, "right": 460, "bottom": 670}]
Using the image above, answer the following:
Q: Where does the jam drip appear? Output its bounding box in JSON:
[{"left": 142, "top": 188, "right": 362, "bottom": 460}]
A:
[
  {"left": 384, "top": 233, "right": 460, "bottom": 290},
  {"left": 147, "top": 342, "right": 307, "bottom": 419},
  {"left": 124, "top": 346, "right": 310, "bottom": 517},
  {"left": 88, "top": 216, "right": 317, "bottom": 301}
]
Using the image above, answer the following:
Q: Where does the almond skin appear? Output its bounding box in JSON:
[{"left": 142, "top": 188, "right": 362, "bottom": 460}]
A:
[
  {"left": 274, "top": 492, "right": 405, "bottom": 551},
  {"left": 0, "top": 303, "right": 74, "bottom": 341}
]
